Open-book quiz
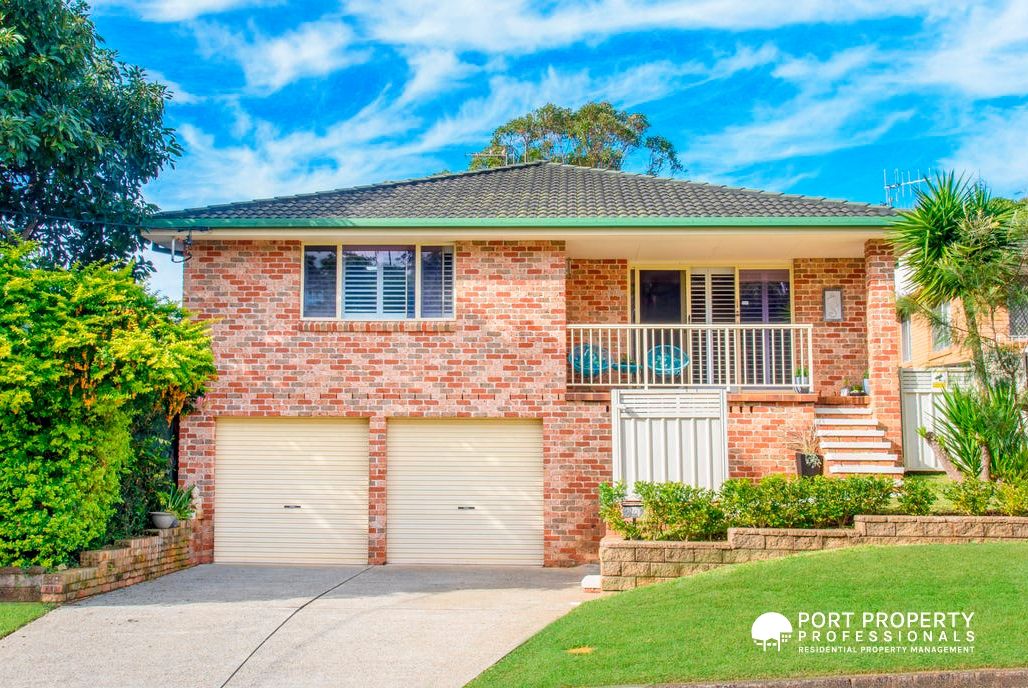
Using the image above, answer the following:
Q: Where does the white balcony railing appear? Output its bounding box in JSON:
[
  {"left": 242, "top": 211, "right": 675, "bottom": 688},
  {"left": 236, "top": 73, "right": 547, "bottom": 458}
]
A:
[{"left": 567, "top": 323, "right": 814, "bottom": 390}]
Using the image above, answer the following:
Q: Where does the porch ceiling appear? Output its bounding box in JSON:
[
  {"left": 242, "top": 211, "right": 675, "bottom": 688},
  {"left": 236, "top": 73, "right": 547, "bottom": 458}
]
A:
[{"left": 564, "top": 230, "right": 880, "bottom": 260}]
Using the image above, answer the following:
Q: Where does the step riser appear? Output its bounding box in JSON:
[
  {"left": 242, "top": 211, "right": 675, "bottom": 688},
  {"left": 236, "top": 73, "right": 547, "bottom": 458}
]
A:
[
  {"left": 814, "top": 419, "right": 877, "bottom": 426},
  {"left": 817, "top": 430, "right": 886, "bottom": 437},
  {"left": 829, "top": 465, "right": 904, "bottom": 475},
  {"left": 820, "top": 442, "right": 891, "bottom": 450},
  {"left": 815, "top": 407, "right": 872, "bottom": 415},
  {"left": 824, "top": 453, "right": 898, "bottom": 462}
]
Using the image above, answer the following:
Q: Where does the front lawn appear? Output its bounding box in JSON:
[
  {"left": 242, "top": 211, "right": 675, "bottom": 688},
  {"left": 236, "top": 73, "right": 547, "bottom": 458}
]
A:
[
  {"left": 470, "top": 543, "right": 1028, "bottom": 687},
  {"left": 0, "top": 603, "right": 49, "bottom": 639}
]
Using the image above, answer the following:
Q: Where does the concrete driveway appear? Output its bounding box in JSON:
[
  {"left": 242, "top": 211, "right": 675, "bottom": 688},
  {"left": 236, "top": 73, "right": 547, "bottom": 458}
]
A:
[{"left": 0, "top": 563, "right": 593, "bottom": 688}]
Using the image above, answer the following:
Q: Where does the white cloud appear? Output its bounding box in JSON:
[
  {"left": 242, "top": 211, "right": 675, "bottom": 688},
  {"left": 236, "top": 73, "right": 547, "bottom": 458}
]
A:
[
  {"left": 345, "top": 0, "right": 936, "bottom": 54},
  {"left": 913, "top": 2, "right": 1028, "bottom": 98},
  {"left": 395, "top": 50, "right": 476, "bottom": 106},
  {"left": 194, "top": 18, "right": 368, "bottom": 92},
  {"left": 941, "top": 106, "right": 1028, "bottom": 197},
  {"left": 94, "top": 0, "right": 275, "bottom": 22}
]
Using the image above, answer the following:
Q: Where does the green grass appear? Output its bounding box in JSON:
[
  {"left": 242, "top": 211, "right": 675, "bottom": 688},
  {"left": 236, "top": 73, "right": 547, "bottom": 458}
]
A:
[
  {"left": 470, "top": 543, "right": 1028, "bottom": 688},
  {"left": 0, "top": 603, "right": 49, "bottom": 639}
]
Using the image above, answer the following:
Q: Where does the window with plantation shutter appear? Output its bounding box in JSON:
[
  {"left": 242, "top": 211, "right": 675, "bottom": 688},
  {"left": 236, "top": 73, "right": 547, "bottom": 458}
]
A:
[{"left": 304, "top": 244, "right": 454, "bottom": 320}]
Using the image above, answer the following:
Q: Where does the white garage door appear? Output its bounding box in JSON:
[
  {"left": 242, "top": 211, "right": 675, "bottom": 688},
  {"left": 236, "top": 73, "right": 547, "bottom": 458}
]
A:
[
  {"left": 215, "top": 417, "right": 369, "bottom": 565},
  {"left": 387, "top": 419, "right": 544, "bottom": 566}
]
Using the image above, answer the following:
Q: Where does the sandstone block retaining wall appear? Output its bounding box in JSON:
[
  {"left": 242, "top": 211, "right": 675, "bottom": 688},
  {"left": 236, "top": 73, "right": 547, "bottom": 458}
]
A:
[
  {"left": 0, "top": 526, "right": 193, "bottom": 603},
  {"left": 601, "top": 515, "right": 1028, "bottom": 590}
]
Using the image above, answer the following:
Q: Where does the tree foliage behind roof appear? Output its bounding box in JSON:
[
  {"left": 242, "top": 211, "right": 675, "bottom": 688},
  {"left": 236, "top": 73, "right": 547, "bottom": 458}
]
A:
[
  {"left": 0, "top": 0, "right": 180, "bottom": 272},
  {"left": 469, "top": 101, "right": 684, "bottom": 176}
]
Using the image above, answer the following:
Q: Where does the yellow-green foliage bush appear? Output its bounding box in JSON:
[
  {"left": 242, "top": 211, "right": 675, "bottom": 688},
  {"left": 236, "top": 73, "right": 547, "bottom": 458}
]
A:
[{"left": 0, "top": 243, "right": 215, "bottom": 567}]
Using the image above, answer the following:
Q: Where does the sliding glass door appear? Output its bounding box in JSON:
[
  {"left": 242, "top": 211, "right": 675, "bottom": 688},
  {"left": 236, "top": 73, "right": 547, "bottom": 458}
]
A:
[{"left": 739, "top": 269, "right": 792, "bottom": 386}]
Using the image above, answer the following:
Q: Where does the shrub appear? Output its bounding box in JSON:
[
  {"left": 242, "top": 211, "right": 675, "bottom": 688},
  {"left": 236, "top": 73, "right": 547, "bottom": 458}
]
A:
[
  {"left": 0, "top": 244, "right": 215, "bottom": 567},
  {"left": 634, "top": 482, "right": 726, "bottom": 541},
  {"left": 995, "top": 480, "right": 1028, "bottom": 516},
  {"left": 598, "top": 482, "right": 641, "bottom": 540},
  {"left": 896, "top": 478, "right": 938, "bottom": 515},
  {"left": 599, "top": 475, "right": 894, "bottom": 541},
  {"left": 933, "top": 382, "right": 1028, "bottom": 482},
  {"left": 943, "top": 478, "right": 996, "bottom": 515}
]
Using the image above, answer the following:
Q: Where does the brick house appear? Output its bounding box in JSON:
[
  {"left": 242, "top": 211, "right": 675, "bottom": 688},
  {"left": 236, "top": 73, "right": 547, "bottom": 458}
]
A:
[{"left": 146, "top": 162, "right": 903, "bottom": 568}]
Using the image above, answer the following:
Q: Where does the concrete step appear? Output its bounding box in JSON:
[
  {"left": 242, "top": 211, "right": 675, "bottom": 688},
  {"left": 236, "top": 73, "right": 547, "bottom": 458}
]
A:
[
  {"left": 828, "top": 464, "right": 904, "bottom": 475},
  {"left": 814, "top": 418, "right": 877, "bottom": 426},
  {"left": 820, "top": 440, "right": 892, "bottom": 450},
  {"left": 817, "top": 428, "right": 886, "bottom": 438},
  {"left": 815, "top": 406, "right": 873, "bottom": 415},
  {"left": 824, "top": 452, "right": 899, "bottom": 462}
]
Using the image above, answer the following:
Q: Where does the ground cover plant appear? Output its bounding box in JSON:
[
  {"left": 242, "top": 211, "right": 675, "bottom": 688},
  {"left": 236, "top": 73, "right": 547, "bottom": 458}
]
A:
[
  {"left": 469, "top": 543, "right": 1028, "bottom": 687},
  {"left": 0, "top": 603, "right": 49, "bottom": 639}
]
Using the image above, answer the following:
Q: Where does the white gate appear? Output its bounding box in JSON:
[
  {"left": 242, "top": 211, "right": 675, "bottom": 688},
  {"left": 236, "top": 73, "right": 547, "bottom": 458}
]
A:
[
  {"left": 611, "top": 388, "right": 729, "bottom": 492},
  {"left": 900, "top": 368, "right": 971, "bottom": 471}
]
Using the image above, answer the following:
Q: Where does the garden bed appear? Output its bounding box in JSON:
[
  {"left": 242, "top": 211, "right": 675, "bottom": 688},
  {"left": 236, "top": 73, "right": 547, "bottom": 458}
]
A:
[
  {"left": 601, "top": 515, "right": 1028, "bottom": 590},
  {"left": 0, "top": 525, "right": 193, "bottom": 603}
]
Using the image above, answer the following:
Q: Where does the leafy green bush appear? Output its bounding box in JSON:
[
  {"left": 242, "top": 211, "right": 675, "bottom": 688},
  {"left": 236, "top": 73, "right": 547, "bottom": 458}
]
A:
[
  {"left": 599, "top": 475, "right": 894, "bottom": 541},
  {"left": 943, "top": 478, "right": 997, "bottom": 516},
  {"left": 896, "top": 478, "right": 938, "bottom": 515},
  {"left": 995, "top": 480, "right": 1028, "bottom": 516},
  {"left": 634, "top": 482, "right": 725, "bottom": 541},
  {"left": 933, "top": 382, "right": 1028, "bottom": 482},
  {"left": 0, "top": 244, "right": 215, "bottom": 567}
]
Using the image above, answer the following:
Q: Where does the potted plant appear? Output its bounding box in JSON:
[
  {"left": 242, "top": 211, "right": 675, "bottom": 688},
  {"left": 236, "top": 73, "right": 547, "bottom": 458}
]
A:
[
  {"left": 793, "top": 366, "right": 810, "bottom": 393},
  {"left": 150, "top": 485, "right": 195, "bottom": 529},
  {"left": 849, "top": 381, "right": 866, "bottom": 397},
  {"left": 786, "top": 422, "right": 823, "bottom": 477},
  {"left": 862, "top": 369, "right": 871, "bottom": 395},
  {"left": 840, "top": 382, "right": 850, "bottom": 397}
]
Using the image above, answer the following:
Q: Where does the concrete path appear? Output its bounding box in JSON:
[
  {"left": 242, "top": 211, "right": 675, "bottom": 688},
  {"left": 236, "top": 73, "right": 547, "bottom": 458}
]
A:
[{"left": 0, "top": 563, "right": 593, "bottom": 688}]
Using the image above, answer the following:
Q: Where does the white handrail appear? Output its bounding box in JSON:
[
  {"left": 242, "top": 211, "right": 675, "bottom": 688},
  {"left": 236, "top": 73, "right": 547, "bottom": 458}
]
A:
[{"left": 567, "top": 323, "right": 815, "bottom": 390}]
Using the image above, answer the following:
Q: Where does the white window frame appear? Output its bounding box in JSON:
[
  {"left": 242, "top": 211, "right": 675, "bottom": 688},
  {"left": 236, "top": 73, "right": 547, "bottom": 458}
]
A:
[
  {"left": 901, "top": 315, "right": 912, "bottom": 362},
  {"left": 301, "top": 243, "right": 456, "bottom": 321}
]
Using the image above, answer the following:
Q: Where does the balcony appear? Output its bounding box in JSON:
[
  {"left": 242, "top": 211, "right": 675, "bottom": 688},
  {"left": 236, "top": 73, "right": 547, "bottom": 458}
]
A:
[{"left": 567, "top": 323, "right": 814, "bottom": 390}]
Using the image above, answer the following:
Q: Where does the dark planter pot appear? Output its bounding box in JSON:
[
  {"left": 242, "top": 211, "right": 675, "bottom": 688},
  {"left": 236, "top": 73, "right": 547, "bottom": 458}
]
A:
[{"left": 796, "top": 452, "right": 823, "bottom": 477}]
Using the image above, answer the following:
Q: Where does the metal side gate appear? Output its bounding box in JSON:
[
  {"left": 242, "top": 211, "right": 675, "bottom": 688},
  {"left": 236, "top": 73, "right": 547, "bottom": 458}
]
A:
[
  {"left": 612, "top": 388, "right": 729, "bottom": 492},
  {"left": 900, "top": 367, "right": 971, "bottom": 471}
]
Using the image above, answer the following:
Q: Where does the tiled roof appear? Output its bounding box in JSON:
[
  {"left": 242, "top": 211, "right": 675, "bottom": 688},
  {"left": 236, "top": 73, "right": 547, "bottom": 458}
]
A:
[{"left": 155, "top": 161, "right": 895, "bottom": 220}]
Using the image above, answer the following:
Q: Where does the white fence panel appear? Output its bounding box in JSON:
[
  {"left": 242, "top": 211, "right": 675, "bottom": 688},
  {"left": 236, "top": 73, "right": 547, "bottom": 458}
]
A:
[
  {"left": 900, "top": 368, "right": 971, "bottom": 471},
  {"left": 612, "top": 388, "right": 728, "bottom": 493}
]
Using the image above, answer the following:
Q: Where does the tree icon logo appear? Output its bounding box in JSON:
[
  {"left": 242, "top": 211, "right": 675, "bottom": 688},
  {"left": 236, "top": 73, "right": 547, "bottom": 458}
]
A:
[{"left": 751, "top": 612, "right": 793, "bottom": 651}]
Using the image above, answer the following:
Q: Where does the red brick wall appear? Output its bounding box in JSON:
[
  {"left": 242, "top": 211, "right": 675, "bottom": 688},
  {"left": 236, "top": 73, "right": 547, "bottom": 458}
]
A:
[
  {"left": 567, "top": 259, "right": 629, "bottom": 324},
  {"left": 793, "top": 258, "right": 868, "bottom": 397},
  {"left": 179, "top": 239, "right": 595, "bottom": 565},
  {"left": 864, "top": 239, "right": 902, "bottom": 448},
  {"left": 727, "top": 401, "right": 815, "bottom": 478}
]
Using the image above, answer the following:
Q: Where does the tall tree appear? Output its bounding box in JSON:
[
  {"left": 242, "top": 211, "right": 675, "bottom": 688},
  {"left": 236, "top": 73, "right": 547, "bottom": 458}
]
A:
[
  {"left": 889, "top": 173, "right": 1026, "bottom": 387},
  {"left": 469, "top": 102, "right": 683, "bottom": 176},
  {"left": 0, "top": 0, "right": 180, "bottom": 271}
]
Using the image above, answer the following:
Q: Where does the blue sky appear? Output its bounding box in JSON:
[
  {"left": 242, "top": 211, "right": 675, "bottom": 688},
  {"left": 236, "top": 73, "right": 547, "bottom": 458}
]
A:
[{"left": 87, "top": 1, "right": 1028, "bottom": 296}]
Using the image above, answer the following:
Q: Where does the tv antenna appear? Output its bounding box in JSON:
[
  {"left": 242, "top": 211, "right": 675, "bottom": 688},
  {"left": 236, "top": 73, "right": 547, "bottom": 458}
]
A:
[
  {"left": 883, "top": 168, "right": 931, "bottom": 207},
  {"left": 467, "top": 146, "right": 511, "bottom": 166}
]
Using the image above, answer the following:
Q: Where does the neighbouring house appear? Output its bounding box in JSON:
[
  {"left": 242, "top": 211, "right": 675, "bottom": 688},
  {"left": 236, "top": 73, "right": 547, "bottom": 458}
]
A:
[
  {"left": 145, "top": 161, "right": 903, "bottom": 568},
  {"left": 898, "top": 295, "right": 1028, "bottom": 369}
]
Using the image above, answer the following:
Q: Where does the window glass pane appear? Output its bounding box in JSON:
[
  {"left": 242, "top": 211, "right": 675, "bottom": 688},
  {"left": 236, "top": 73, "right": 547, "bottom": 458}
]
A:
[
  {"left": 342, "top": 247, "right": 414, "bottom": 318},
  {"left": 932, "top": 302, "right": 951, "bottom": 351},
  {"left": 901, "top": 316, "right": 912, "bottom": 362},
  {"left": 639, "top": 270, "right": 682, "bottom": 323},
  {"left": 1010, "top": 287, "right": 1028, "bottom": 338},
  {"left": 420, "top": 246, "right": 454, "bottom": 317},
  {"left": 303, "top": 246, "right": 337, "bottom": 317}
]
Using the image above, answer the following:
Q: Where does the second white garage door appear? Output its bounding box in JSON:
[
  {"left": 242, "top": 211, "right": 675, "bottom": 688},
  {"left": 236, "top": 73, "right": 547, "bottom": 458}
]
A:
[
  {"left": 215, "top": 417, "right": 369, "bottom": 565},
  {"left": 387, "top": 419, "right": 544, "bottom": 565}
]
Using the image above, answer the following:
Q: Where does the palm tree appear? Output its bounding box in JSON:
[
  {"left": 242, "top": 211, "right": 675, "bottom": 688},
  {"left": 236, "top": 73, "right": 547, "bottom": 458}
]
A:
[{"left": 889, "top": 173, "right": 1023, "bottom": 387}]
